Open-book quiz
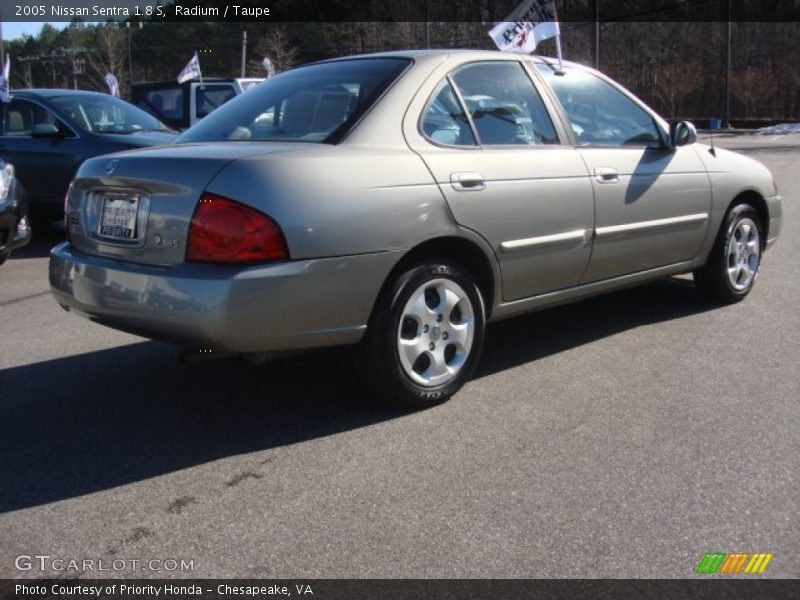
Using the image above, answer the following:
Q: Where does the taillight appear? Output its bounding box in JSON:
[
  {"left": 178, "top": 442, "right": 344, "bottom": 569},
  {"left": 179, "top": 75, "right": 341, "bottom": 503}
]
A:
[{"left": 186, "top": 193, "right": 289, "bottom": 264}]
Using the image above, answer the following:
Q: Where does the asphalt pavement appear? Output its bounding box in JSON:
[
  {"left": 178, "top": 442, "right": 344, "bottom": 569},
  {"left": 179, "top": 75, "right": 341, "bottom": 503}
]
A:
[{"left": 0, "top": 135, "right": 797, "bottom": 579}]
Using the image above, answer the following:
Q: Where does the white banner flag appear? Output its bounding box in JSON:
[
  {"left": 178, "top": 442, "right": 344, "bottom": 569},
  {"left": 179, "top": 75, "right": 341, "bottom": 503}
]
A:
[
  {"left": 489, "top": 0, "right": 560, "bottom": 54},
  {"left": 177, "top": 52, "right": 202, "bottom": 84},
  {"left": 104, "top": 73, "right": 120, "bottom": 97},
  {"left": 262, "top": 56, "right": 275, "bottom": 78},
  {"left": 0, "top": 56, "right": 11, "bottom": 103}
]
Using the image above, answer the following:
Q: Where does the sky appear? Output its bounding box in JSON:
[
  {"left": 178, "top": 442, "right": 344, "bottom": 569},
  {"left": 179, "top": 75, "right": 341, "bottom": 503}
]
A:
[{"left": 2, "top": 21, "right": 66, "bottom": 41}]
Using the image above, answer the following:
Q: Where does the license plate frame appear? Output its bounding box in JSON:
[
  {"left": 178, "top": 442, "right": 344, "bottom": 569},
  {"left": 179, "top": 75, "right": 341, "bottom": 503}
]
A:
[{"left": 98, "top": 194, "right": 140, "bottom": 240}]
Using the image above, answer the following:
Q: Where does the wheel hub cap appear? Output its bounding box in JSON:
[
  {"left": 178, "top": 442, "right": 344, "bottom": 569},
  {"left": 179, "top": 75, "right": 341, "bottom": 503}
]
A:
[
  {"left": 726, "top": 217, "right": 760, "bottom": 292},
  {"left": 397, "top": 278, "right": 475, "bottom": 387}
]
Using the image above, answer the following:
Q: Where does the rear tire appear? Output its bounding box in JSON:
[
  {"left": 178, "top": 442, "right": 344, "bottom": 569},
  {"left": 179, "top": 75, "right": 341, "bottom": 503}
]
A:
[
  {"left": 694, "top": 203, "right": 763, "bottom": 303},
  {"left": 359, "top": 259, "right": 485, "bottom": 408},
  {"left": 0, "top": 251, "right": 9, "bottom": 266}
]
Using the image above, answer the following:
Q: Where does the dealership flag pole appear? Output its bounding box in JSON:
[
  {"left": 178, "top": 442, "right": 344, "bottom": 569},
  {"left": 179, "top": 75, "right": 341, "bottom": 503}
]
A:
[{"left": 488, "top": 0, "right": 561, "bottom": 68}]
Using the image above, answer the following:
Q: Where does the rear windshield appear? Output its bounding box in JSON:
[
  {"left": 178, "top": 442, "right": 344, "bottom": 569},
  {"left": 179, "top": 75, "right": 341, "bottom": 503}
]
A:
[{"left": 177, "top": 58, "right": 410, "bottom": 144}]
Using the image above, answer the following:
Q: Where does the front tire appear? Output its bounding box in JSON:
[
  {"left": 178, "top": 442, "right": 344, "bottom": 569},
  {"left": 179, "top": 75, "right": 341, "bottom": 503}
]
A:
[
  {"left": 359, "top": 259, "right": 486, "bottom": 408},
  {"left": 0, "top": 251, "right": 9, "bottom": 266},
  {"left": 694, "top": 203, "right": 763, "bottom": 303}
]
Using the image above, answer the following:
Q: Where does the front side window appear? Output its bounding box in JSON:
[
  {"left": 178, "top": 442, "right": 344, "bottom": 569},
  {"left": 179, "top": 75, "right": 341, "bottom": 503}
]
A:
[
  {"left": 1, "top": 99, "right": 70, "bottom": 137},
  {"left": 178, "top": 58, "right": 410, "bottom": 144},
  {"left": 49, "top": 94, "right": 170, "bottom": 134},
  {"left": 537, "top": 64, "right": 663, "bottom": 147},
  {"left": 450, "top": 62, "right": 559, "bottom": 146}
]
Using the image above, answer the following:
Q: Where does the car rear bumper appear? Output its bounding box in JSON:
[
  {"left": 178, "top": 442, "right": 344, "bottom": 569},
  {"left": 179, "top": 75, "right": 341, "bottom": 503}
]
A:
[
  {"left": 0, "top": 196, "right": 32, "bottom": 255},
  {"left": 49, "top": 242, "right": 402, "bottom": 353}
]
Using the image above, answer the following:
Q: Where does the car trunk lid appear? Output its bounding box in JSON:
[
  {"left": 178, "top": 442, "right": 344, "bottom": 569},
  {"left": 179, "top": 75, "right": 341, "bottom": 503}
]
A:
[{"left": 66, "top": 142, "right": 298, "bottom": 267}]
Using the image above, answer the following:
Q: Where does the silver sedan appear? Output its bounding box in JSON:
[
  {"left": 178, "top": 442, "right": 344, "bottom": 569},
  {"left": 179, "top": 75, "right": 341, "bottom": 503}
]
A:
[{"left": 50, "top": 50, "right": 782, "bottom": 407}]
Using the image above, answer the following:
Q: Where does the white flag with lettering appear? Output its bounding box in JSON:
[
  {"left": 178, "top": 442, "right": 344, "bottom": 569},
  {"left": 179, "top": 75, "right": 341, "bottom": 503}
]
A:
[
  {"left": 0, "top": 56, "right": 11, "bottom": 103},
  {"left": 104, "top": 73, "right": 120, "bottom": 97},
  {"left": 262, "top": 56, "right": 275, "bottom": 78},
  {"left": 489, "top": 0, "right": 560, "bottom": 54},
  {"left": 177, "top": 52, "right": 202, "bottom": 84}
]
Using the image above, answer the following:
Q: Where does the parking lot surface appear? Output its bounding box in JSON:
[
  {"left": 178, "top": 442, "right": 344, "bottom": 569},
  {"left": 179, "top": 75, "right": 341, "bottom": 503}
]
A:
[{"left": 0, "top": 135, "right": 797, "bottom": 578}]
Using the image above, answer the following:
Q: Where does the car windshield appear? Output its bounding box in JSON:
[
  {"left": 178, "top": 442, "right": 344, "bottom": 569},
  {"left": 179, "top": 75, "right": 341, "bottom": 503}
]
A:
[
  {"left": 177, "top": 58, "right": 411, "bottom": 144},
  {"left": 49, "top": 94, "right": 170, "bottom": 134}
]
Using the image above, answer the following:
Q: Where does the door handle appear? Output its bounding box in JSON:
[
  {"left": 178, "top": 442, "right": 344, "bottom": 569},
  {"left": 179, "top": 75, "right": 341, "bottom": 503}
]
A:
[
  {"left": 595, "top": 167, "right": 619, "bottom": 183},
  {"left": 450, "top": 172, "right": 485, "bottom": 192}
]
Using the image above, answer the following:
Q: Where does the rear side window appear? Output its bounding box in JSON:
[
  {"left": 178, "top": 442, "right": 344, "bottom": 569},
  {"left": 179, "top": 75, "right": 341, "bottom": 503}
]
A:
[
  {"left": 142, "top": 88, "right": 184, "bottom": 120},
  {"left": 421, "top": 79, "right": 477, "bottom": 147},
  {"left": 196, "top": 84, "right": 237, "bottom": 118},
  {"left": 178, "top": 58, "right": 410, "bottom": 144},
  {"left": 537, "top": 65, "right": 662, "bottom": 147},
  {"left": 450, "top": 62, "right": 559, "bottom": 146}
]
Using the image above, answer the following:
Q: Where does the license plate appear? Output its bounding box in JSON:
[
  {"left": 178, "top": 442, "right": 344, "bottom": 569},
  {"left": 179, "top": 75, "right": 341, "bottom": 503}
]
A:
[{"left": 99, "top": 195, "right": 139, "bottom": 240}]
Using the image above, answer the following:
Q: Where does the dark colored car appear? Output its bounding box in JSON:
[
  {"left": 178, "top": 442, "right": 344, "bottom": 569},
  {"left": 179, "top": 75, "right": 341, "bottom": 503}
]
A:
[
  {"left": 0, "top": 160, "right": 31, "bottom": 265},
  {"left": 132, "top": 78, "right": 263, "bottom": 130},
  {"left": 0, "top": 90, "right": 177, "bottom": 219}
]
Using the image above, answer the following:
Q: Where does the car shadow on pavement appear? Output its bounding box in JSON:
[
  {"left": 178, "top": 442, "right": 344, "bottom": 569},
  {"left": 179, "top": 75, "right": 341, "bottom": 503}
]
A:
[
  {"left": 0, "top": 343, "right": 415, "bottom": 514},
  {"left": 477, "top": 276, "right": 711, "bottom": 378},
  {"left": 0, "top": 277, "right": 715, "bottom": 514}
]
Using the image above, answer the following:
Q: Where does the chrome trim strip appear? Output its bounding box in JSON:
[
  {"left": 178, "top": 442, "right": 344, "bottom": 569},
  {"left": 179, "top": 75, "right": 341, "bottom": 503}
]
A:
[
  {"left": 595, "top": 213, "right": 708, "bottom": 237},
  {"left": 500, "top": 229, "right": 589, "bottom": 252}
]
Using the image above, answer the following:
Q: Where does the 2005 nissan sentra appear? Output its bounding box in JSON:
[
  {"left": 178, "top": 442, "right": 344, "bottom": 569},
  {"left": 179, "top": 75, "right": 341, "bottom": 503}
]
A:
[{"left": 50, "top": 50, "right": 782, "bottom": 407}]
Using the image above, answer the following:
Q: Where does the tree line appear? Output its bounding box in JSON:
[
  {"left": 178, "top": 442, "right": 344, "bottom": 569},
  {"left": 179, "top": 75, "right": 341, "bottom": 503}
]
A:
[{"left": 5, "top": 4, "right": 798, "bottom": 123}]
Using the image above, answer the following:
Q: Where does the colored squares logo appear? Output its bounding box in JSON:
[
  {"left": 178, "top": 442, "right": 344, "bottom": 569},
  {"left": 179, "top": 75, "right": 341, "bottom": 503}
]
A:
[{"left": 696, "top": 552, "right": 773, "bottom": 574}]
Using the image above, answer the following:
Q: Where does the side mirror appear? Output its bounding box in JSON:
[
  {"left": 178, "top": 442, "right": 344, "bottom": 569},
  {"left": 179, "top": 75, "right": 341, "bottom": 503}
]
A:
[
  {"left": 670, "top": 121, "right": 697, "bottom": 148},
  {"left": 31, "top": 123, "right": 63, "bottom": 138}
]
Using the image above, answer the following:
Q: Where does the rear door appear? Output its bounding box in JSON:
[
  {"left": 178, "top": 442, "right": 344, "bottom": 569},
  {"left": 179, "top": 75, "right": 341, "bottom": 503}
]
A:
[
  {"left": 537, "top": 64, "right": 711, "bottom": 281},
  {"left": 406, "top": 60, "right": 595, "bottom": 302}
]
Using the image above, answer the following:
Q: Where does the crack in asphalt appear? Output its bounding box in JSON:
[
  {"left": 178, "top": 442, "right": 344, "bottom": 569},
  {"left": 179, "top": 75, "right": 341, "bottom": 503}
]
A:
[{"left": 0, "top": 291, "right": 50, "bottom": 308}]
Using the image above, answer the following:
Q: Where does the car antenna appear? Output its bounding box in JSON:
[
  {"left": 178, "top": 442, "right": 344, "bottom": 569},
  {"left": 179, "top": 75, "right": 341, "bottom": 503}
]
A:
[{"left": 708, "top": 126, "right": 717, "bottom": 157}]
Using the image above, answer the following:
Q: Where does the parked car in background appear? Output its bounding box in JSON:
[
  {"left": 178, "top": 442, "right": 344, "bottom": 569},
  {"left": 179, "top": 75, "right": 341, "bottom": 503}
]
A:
[
  {"left": 51, "top": 50, "right": 782, "bottom": 407},
  {"left": 0, "top": 90, "right": 177, "bottom": 220},
  {"left": 132, "top": 77, "right": 264, "bottom": 130},
  {"left": 0, "top": 160, "right": 31, "bottom": 265}
]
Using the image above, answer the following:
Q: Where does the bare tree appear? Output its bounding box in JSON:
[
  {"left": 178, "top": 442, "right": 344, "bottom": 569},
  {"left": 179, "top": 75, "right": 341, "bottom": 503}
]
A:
[
  {"left": 731, "top": 69, "right": 780, "bottom": 119},
  {"left": 651, "top": 62, "right": 703, "bottom": 119},
  {"left": 86, "top": 25, "right": 127, "bottom": 95},
  {"left": 248, "top": 27, "right": 299, "bottom": 76}
]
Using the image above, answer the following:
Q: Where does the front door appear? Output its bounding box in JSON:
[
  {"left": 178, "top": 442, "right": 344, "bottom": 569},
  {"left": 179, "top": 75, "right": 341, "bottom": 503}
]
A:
[
  {"left": 537, "top": 65, "right": 711, "bottom": 282},
  {"left": 0, "top": 99, "right": 79, "bottom": 204}
]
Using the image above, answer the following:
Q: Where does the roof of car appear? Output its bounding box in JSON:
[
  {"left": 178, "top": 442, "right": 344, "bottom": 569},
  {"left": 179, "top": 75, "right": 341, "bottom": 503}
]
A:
[
  {"left": 321, "top": 49, "right": 587, "bottom": 69},
  {"left": 132, "top": 77, "right": 245, "bottom": 88},
  {"left": 12, "top": 89, "right": 117, "bottom": 98}
]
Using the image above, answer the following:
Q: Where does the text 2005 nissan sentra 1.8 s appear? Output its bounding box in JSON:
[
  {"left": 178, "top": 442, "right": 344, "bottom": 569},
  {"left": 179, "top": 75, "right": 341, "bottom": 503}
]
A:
[{"left": 50, "top": 50, "right": 782, "bottom": 407}]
